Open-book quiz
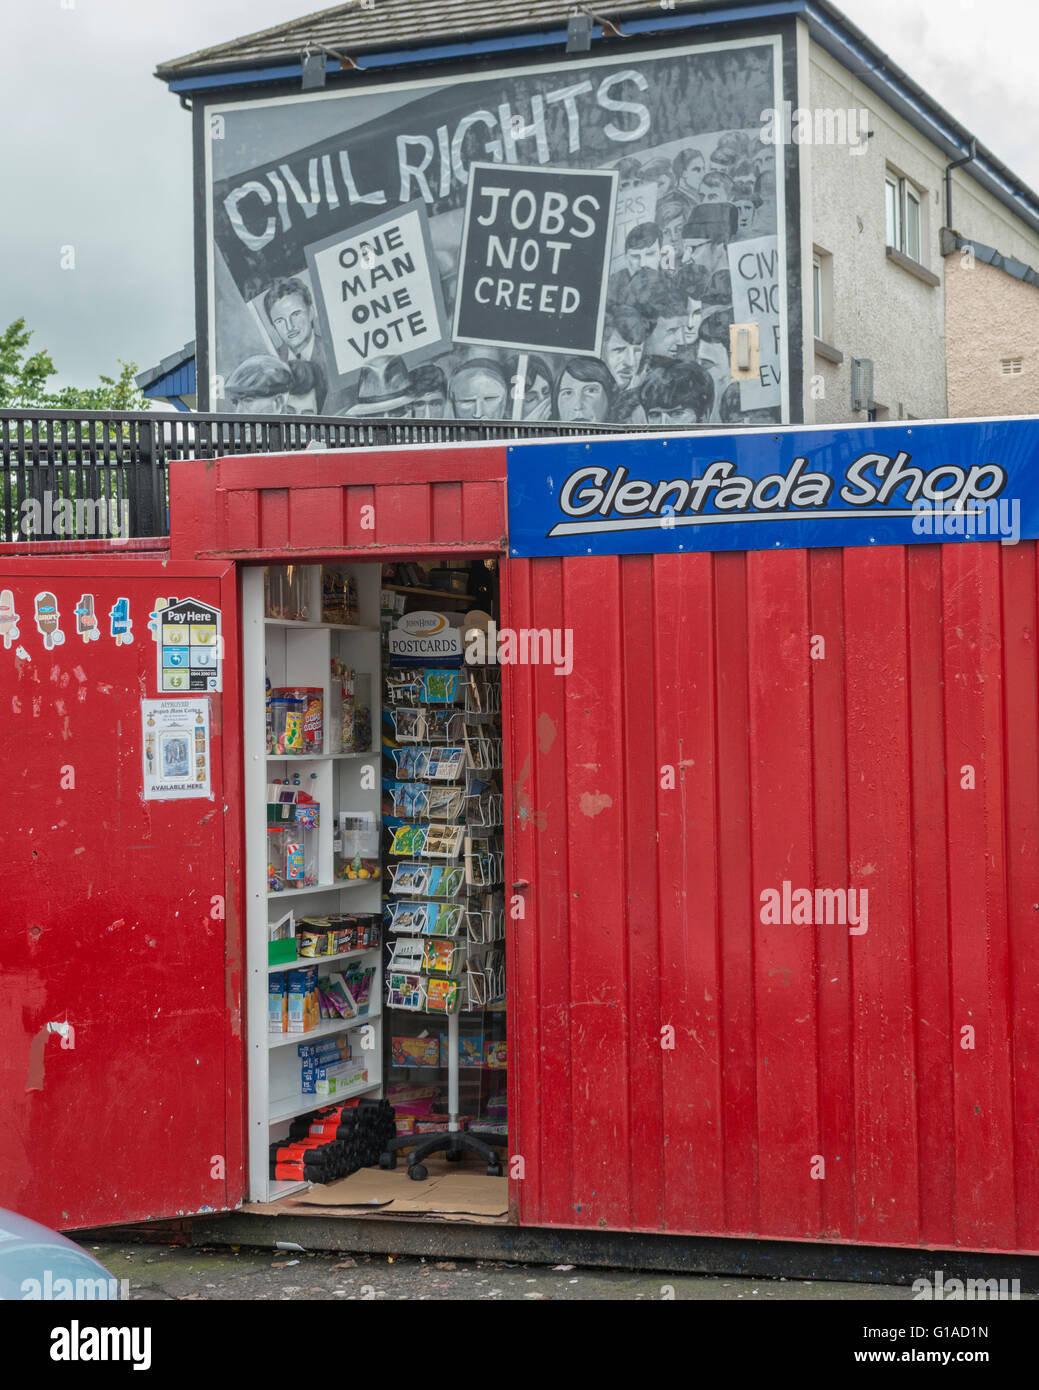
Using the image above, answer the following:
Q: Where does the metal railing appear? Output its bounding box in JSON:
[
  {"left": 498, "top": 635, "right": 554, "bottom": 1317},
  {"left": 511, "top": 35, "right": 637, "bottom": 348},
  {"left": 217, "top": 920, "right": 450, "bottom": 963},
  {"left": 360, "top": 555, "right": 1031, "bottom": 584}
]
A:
[{"left": 0, "top": 408, "right": 695, "bottom": 543}]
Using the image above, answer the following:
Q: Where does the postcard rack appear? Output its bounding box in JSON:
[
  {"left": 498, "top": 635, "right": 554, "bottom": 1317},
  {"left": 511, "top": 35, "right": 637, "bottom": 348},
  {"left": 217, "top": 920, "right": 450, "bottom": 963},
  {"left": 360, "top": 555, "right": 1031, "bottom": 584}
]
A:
[{"left": 381, "top": 656, "right": 505, "bottom": 1178}]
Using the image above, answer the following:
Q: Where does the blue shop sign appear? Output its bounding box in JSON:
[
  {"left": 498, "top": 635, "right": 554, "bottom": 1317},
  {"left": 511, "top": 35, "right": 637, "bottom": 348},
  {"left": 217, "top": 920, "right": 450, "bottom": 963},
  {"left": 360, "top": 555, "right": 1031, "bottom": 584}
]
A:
[{"left": 506, "top": 418, "right": 1039, "bottom": 557}]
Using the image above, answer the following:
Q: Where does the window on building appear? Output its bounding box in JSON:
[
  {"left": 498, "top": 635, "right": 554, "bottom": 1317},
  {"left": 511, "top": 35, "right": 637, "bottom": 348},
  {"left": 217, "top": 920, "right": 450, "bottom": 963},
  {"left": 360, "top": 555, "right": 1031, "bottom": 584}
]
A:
[
  {"left": 885, "top": 177, "right": 901, "bottom": 250},
  {"left": 1001, "top": 357, "right": 1024, "bottom": 376},
  {"left": 812, "top": 246, "right": 835, "bottom": 348},
  {"left": 813, "top": 256, "right": 823, "bottom": 340},
  {"left": 886, "top": 172, "right": 925, "bottom": 263}
]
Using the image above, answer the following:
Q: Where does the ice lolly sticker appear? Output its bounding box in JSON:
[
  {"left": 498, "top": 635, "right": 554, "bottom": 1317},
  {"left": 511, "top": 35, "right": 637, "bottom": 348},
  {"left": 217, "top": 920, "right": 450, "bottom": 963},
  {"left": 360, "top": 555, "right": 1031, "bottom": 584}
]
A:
[
  {"left": 110, "top": 597, "right": 133, "bottom": 645},
  {"left": 74, "top": 594, "right": 100, "bottom": 643},
  {"left": 34, "top": 593, "right": 65, "bottom": 649},
  {"left": 0, "top": 590, "right": 20, "bottom": 649}
]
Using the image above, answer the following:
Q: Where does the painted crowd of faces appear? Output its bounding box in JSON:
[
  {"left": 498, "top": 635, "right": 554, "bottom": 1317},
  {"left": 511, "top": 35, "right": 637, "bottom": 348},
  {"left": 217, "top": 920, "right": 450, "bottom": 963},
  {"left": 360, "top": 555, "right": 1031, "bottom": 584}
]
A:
[{"left": 229, "top": 133, "right": 782, "bottom": 428}]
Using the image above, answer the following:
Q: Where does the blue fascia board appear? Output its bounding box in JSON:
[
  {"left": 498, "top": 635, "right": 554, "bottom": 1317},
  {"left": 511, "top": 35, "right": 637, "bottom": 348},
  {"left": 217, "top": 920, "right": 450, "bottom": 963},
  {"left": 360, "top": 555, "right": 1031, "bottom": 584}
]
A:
[
  {"left": 143, "top": 359, "right": 197, "bottom": 400},
  {"left": 164, "top": 2, "right": 805, "bottom": 93}
]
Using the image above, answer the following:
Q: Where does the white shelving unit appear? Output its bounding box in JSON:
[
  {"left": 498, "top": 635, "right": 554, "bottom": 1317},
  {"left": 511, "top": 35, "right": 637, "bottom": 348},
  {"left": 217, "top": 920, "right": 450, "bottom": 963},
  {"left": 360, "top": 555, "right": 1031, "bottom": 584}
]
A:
[{"left": 243, "top": 562, "right": 384, "bottom": 1203}]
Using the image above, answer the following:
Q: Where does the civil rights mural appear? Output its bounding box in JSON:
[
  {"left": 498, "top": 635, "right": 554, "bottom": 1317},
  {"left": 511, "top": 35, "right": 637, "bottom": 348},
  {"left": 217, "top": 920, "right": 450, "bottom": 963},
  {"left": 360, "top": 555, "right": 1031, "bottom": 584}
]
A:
[{"left": 206, "top": 38, "right": 789, "bottom": 426}]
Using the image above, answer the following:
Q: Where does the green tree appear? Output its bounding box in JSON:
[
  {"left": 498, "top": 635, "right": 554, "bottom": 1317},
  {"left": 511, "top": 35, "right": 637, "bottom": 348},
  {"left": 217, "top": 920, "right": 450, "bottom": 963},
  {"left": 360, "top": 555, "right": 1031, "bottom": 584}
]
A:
[
  {"left": 0, "top": 317, "right": 149, "bottom": 411},
  {"left": 0, "top": 318, "right": 56, "bottom": 407}
]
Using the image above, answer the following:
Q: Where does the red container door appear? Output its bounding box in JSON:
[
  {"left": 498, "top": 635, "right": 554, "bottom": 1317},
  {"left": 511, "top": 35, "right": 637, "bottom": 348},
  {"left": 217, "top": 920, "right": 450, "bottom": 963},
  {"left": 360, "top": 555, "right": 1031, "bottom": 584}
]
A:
[
  {"left": 502, "top": 547, "right": 1039, "bottom": 1252},
  {"left": 0, "top": 557, "right": 244, "bottom": 1230}
]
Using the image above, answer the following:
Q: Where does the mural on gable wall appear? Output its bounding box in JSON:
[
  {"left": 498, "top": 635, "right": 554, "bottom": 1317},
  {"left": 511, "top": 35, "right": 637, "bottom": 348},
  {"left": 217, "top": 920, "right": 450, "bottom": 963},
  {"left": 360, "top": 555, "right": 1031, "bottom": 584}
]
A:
[{"left": 207, "top": 37, "right": 791, "bottom": 428}]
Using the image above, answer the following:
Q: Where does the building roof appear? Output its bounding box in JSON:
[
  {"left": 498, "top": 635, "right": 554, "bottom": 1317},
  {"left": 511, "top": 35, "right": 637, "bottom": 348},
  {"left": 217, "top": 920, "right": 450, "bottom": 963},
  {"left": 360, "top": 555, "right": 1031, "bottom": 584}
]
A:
[
  {"left": 155, "top": 0, "right": 1039, "bottom": 236},
  {"left": 155, "top": 0, "right": 694, "bottom": 77},
  {"left": 136, "top": 342, "right": 197, "bottom": 408}
]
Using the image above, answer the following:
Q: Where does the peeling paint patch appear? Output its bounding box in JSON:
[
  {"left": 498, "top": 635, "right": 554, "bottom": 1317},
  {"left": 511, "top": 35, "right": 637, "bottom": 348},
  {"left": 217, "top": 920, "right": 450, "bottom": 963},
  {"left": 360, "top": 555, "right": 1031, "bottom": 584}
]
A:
[
  {"left": 25, "top": 1026, "right": 49, "bottom": 1092},
  {"left": 61, "top": 717, "right": 72, "bottom": 740},
  {"left": 72, "top": 666, "right": 86, "bottom": 683},
  {"left": 11, "top": 695, "right": 20, "bottom": 715},
  {"left": 15, "top": 646, "right": 31, "bottom": 662},
  {"left": 536, "top": 712, "right": 557, "bottom": 754},
  {"left": 579, "top": 791, "right": 613, "bottom": 818}
]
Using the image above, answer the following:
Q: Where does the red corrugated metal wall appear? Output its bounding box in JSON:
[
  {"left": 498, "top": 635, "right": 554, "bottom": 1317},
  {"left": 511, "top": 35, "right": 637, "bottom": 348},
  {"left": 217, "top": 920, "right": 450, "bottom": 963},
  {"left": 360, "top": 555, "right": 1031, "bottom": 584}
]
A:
[{"left": 503, "top": 541, "right": 1039, "bottom": 1251}]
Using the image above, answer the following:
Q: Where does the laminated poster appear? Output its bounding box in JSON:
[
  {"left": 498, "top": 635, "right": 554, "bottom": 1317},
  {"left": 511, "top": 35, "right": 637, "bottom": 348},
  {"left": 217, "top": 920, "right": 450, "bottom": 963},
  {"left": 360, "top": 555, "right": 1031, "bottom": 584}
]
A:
[{"left": 142, "top": 698, "right": 212, "bottom": 801}]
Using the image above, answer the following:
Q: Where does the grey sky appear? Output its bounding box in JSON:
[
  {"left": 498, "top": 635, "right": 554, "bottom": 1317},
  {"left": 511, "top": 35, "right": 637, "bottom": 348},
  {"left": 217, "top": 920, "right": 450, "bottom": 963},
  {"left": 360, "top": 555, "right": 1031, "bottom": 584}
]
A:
[{"left": 3, "top": 0, "right": 1035, "bottom": 390}]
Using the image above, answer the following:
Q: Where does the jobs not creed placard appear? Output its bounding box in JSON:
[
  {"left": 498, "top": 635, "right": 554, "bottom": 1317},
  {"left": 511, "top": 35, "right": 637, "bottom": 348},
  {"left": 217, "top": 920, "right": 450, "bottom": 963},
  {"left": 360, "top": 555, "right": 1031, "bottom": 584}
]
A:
[{"left": 453, "top": 162, "right": 618, "bottom": 357}]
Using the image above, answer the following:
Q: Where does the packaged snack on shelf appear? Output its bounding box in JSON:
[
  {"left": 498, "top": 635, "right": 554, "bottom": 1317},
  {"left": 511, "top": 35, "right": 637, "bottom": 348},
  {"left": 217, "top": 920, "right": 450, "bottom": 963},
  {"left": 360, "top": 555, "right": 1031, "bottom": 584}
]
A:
[
  {"left": 268, "top": 692, "right": 304, "bottom": 755},
  {"left": 391, "top": 1035, "right": 440, "bottom": 1068},
  {"left": 285, "top": 807, "right": 318, "bottom": 888},
  {"left": 469, "top": 1120, "right": 508, "bottom": 1136},
  {"left": 322, "top": 567, "right": 359, "bottom": 626},
  {"left": 267, "top": 826, "right": 290, "bottom": 893},
  {"left": 415, "top": 1115, "right": 471, "bottom": 1134},
  {"left": 283, "top": 688, "right": 323, "bottom": 754},
  {"left": 317, "top": 978, "right": 357, "bottom": 1020},
  {"left": 439, "top": 1033, "right": 484, "bottom": 1067},
  {"left": 268, "top": 974, "right": 287, "bottom": 1034},
  {"left": 287, "top": 967, "right": 320, "bottom": 1033},
  {"left": 341, "top": 964, "right": 375, "bottom": 1013},
  {"left": 330, "top": 661, "right": 356, "bottom": 753},
  {"left": 297, "top": 1035, "right": 353, "bottom": 1061},
  {"left": 485, "top": 1040, "right": 507, "bottom": 1068},
  {"left": 297, "top": 925, "right": 329, "bottom": 957}
]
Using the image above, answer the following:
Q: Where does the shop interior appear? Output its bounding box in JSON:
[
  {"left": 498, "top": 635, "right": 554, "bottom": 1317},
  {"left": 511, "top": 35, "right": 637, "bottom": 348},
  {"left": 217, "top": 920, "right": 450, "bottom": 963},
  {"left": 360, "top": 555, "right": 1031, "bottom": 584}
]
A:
[{"left": 243, "top": 556, "right": 509, "bottom": 1223}]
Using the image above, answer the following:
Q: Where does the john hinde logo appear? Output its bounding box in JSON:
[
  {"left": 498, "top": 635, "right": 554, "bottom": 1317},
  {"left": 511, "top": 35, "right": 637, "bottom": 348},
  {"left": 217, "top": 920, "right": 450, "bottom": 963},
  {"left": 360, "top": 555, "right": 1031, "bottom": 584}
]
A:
[{"left": 548, "top": 451, "right": 1009, "bottom": 538}]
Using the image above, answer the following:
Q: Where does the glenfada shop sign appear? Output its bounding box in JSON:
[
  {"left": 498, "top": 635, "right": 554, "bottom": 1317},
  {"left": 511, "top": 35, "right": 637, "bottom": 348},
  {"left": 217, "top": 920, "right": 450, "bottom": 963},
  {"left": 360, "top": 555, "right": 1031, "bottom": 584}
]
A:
[{"left": 506, "top": 418, "right": 1039, "bottom": 557}]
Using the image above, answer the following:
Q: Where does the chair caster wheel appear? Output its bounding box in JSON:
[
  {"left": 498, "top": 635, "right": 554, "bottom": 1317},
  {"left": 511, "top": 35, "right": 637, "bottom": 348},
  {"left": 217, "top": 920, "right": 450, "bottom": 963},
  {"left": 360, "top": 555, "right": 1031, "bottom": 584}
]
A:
[
  {"left": 486, "top": 1163, "right": 503, "bottom": 1178},
  {"left": 379, "top": 1152, "right": 396, "bottom": 1170},
  {"left": 408, "top": 1163, "right": 428, "bottom": 1181}
]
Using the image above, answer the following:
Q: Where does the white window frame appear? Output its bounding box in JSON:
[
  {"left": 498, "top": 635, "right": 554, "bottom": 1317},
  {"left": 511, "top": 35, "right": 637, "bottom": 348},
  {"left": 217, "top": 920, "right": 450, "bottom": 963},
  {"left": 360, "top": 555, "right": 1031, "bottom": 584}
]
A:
[{"left": 886, "top": 173, "right": 925, "bottom": 264}]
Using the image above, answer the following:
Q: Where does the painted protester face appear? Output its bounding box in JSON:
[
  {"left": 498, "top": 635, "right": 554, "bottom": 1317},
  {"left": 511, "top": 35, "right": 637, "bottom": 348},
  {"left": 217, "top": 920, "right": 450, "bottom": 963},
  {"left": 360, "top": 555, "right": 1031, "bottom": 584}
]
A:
[
  {"left": 679, "top": 152, "right": 706, "bottom": 196},
  {"left": 557, "top": 372, "right": 610, "bottom": 423},
  {"left": 450, "top": 368, "right": 507, "bottom": 420},
  {"left": 270, "top": 293, "right": 315, "bottom": 354},
  {"left": 520, "top": 374, "right": 552, "bottom": 420},
  {"left": 604, "top": 330, "right": 644, "bottom": 390},
  {"left": 645, "top": 315, "right": 686, "bottom": 360}
]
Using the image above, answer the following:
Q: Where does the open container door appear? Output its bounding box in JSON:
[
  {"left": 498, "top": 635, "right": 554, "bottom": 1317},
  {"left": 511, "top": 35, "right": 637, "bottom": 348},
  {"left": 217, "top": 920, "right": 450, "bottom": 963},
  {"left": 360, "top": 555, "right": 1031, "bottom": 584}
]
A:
[{"left": 0, "top": 556, "right": 244, "bottom": 1231}]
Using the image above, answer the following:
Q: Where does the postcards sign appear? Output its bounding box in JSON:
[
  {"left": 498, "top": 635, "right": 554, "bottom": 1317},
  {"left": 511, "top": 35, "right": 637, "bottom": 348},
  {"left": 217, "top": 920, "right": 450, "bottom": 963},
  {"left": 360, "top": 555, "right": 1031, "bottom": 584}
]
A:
[
  {"left": 388, "top": 611, "right": 463, "bottom": 661},
  {"left": 506, "top": 419, "right": 1039, "bottom": 557}
]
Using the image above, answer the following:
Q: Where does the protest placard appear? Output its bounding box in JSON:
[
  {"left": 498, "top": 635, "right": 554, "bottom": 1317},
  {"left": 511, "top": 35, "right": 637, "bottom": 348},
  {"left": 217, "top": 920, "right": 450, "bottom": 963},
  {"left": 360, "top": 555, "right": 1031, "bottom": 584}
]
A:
[
  {"left": 453, "top": 163, "right": 618, "bottom": 357},
  {"left": 729, "top": 233, "right": 783, "bottom": 411},
  {"left": 305, "top": 200, "right": 449, "bottom": 387}
]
